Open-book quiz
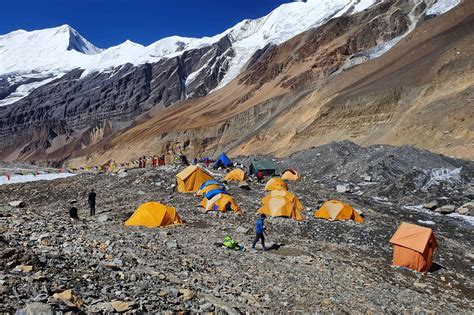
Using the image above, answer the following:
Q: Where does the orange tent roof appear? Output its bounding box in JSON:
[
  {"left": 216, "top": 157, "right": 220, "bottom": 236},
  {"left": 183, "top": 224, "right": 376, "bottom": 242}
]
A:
[
  {"left": 125, "top": 202, "right": 182, "bottom": 228},
  {"left": 281, "top": 169, "right": 301, "bottom": 181},
  {"left": 224, "top": 169, "right": 247, "bottom": 182},
  {"left": 314, "top": 200, "right": 364, "bottom": 223},
  {"left": 259, "top": 190, "right": 304, "bottom": 221},
  {"left": 265, "top": 177, "right": 288, "bottom": 191},
  {"left": 200, "top": 193, "right": 241, "bottom": 213},
  {"left": 176, "top": 165, "right": 213, "bottom": 193},
  {"left": 389, "top": 222, "right": 437, "bottom": 253}
]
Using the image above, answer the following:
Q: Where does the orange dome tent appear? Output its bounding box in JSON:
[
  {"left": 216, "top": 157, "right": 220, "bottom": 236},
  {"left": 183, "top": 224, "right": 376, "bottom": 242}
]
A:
[
  {"left": 314, "top": 200, "right": 364, "bottom": 223},
  {"left": 176, "top": 165, "right": 212, "bottom": 193},
  {"left": 389, "top": 222, "right": 437, "bottom": 273},
  {"left": 224, "top": 169, "right": 247, "bottom": 182},
  {"left": 281, "top": 169, "right": 301, "bottom": 181},
  {"left": 200, "top": 193, "right": 241, "bottom": 213},
  {"left": 265, "top": 177, "right": 288, "bottom": 191},
  {"left": 125, "top": 202, "right": 182, "bottom": 228},
  {"left": 259, "top": 190, "right": 304, "bottom": 221}
]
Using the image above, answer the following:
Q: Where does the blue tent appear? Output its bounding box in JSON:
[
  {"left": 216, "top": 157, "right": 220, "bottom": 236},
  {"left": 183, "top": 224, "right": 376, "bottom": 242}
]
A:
[
  {"left": 213, "top": 153, "right": 233, "bottom": 168},
  {"left": 204, "top": 189, "right": 228, "bottom": 200},
  {"left": 199, "top": 180, "right": 225, "bottom": 191}
]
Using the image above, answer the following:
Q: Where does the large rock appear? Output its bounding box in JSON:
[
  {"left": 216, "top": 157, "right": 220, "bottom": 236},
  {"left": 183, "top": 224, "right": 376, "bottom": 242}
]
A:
[
  {"left": 110, "top": 300, "right": 134, "bottom": 312},
  {"left": 22, "top": 302, "right": 54, "bottom": 315},
  {"left": 179, "top": 288, "right": 195, "bottom": 302},
  {"left": 463, "top": 185, "right": 474, "bottom": 199},
  {"left": 97, "top": 214, "right": 110, "bottom": 223},
  {"left": 166, "top": 240, "right": 179, "bottom": 250},
  {"left": 438, "top": 205, "right": 456, "bottom": 214},
  {"left": 456, "top": 202, "right": 474, "bottom": 215},
  {"left": 52, "top": 289, "right": 83, "bottom": 308},
  {"left": 336, "top": 185, "right": 349, "bottom": 193},
  {"left": 238, "top": 181, "right": 251, "bottom": 190},
  {"left": 236, "top": 226, "right": 251, "bottom": 235},
  {"left": 423, "top": 201, "right": 438, "bottom": 210},
  {"left": 9, "top": 200, "right": 25, "bottom": 208}
]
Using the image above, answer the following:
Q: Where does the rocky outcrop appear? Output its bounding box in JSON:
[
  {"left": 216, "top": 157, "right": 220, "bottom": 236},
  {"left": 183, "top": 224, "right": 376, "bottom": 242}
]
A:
[{"left": 0, "top": 36, "right": 233, "bottom": 160}]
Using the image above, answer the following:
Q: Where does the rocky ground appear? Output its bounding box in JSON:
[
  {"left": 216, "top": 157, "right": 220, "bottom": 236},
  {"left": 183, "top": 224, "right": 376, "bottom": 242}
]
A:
[{"left": 1, "top": 142, "right": 473, "bottom": 313}]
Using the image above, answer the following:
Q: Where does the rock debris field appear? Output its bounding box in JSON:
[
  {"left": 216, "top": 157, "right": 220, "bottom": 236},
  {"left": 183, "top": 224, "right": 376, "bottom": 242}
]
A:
[{"left": 1, "top": 142, "right": 473, "bottom": 313}]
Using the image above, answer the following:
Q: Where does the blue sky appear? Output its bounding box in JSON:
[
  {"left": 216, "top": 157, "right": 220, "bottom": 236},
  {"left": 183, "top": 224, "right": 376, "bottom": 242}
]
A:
[{"left": 1, "top": 0, "right": 292, "bottom": 48}]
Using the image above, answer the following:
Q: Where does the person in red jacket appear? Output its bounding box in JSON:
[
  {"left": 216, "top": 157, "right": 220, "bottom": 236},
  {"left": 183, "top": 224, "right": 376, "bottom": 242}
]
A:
[{"left": 256, "top": 170, "right": 264, "bottom": 183}]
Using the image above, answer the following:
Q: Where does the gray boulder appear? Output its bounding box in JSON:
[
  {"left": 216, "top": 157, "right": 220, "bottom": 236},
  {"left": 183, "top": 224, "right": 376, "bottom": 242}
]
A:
[
  {"left": 423, "top": 201, "right": 438, "bottom": 210},
  {"left": 336, "top": 185, "right": 349, "bottom": 193},
  {"left": 439, "top": 205, "right": 456, "bottom": 214},
  {"left": 97, "top": 214, "right": 110, "bottom": 223},
  {"left": 456, "top": 202, "right": 474, "bottom": 215},
  {"left": 19, "top": 302, "right": 54, "bottom": 315},
  {"left": 166, "top": 240, "right": 179, "bottom": 249},
  {"left": 9, "top": 200, "right": 25, "bottom": 208},
  {"left": 236, "top": 226, "right": 251, "bottom": 235}
]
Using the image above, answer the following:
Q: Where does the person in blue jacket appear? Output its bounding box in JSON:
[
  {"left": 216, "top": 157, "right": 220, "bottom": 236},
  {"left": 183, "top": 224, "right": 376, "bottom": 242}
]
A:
[{"left": 252, "top": 214, "right": 267, "bottom": 250}]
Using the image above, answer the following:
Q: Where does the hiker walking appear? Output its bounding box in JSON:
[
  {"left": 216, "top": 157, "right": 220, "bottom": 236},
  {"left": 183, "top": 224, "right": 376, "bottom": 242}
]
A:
[
  {"left": 256, "top": 170, "right": 264, "bottom": 183},
  {"left": 252, "top": 214, "right": 267, "bottom": 251},
  {"left": 88, "top": 189, "right": 96, "bottom": 216}
]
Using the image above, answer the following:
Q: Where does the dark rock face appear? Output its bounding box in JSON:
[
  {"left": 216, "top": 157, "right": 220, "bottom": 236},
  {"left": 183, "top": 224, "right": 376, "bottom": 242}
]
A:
[
  {"left": 0, "top": 74, "right": 54, "bottom": 101},
  {"left": 239, "top": 0, "right": 412, "bottom": 90},
  {"left": 0, "top": 36, "right": 233, "bottom": 158}
]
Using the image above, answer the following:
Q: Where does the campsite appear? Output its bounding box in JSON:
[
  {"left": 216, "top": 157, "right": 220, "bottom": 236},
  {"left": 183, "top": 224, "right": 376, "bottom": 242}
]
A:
[{"left": 1, "top": 141, "right": 473, "bottom": 313}]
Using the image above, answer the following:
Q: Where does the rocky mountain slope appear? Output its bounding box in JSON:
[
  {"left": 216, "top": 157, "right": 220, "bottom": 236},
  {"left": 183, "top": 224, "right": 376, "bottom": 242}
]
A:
[
  {"left": 68, "top": 0, "right": 472, "bottom": 168},
  {"left": 0, "top": 0, "right": 471, "bottom": 165},
  {"left": 1, "top": 142, "right": 473, "bottom": 313}
]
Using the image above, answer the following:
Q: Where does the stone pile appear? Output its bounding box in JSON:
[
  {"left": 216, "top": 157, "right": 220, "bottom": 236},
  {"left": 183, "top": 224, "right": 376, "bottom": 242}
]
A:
[{"left": 1, "top": 143, "right": 473, "bottom": 312}]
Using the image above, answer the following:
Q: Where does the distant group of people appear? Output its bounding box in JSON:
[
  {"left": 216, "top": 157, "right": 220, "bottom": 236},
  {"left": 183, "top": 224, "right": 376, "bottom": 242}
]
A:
[{"left": 139, "top": 155, "right": 166, "bottom": 168}]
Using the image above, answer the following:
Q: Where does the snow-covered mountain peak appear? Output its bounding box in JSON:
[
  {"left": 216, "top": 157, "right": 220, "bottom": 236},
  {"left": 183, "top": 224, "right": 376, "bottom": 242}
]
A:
[
  {"left": 0, "top": 0, "right": 462, "bottom": 107},
  {"left": 0, "top": 24, "right": 103, "bottom": 74}
]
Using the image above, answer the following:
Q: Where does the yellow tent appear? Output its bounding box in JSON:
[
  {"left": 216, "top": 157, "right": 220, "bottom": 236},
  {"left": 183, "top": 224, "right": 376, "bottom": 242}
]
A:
[
  {"left": 196, "top": 184, "right": 223, "bottom": 196},
  {"left": 265, "top": 177, "right": 288, "bottom": 191},
  {"left": 314, "top": 200, "right": 364, "bottom": 223},
  {"left": 125, "top": 202, "right": 182, "bottom": 228},
  {"left": 259, "top": 190, "right": 304, "bottom": 221},
  {"left": 200, "top": 193, "right": 241, "bottom": 213},
  {"left": 281, "top": 169, "right": 301, "bottom": 181},
  {"left": 224, "top": 169, "right": 247, "bottom": 182},
  {"left": 176, "top": 165, "right": 213, "bottom": 193}
]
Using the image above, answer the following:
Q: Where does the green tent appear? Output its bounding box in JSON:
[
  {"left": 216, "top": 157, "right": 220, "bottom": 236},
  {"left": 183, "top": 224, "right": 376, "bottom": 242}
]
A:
[{"left": 249, "top": 160, "right": 276, "bottom": 176}]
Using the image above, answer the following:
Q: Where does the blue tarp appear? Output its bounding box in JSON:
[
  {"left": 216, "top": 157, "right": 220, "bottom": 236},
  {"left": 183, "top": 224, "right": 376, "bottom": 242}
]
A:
[
  {"left": 213, "top": 153, "right": 233, "bottom": 168},
  {"left": 199, "top": 180, "right": 224, "bottom": 190},
  {"left": 205, "top": 189, "right": 228, "bottom": 200}
]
